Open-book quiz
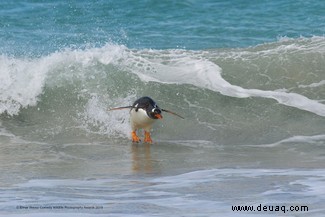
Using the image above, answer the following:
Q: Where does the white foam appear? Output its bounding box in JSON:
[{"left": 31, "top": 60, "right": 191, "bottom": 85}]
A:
[
  {"left": 2, "top": 42, "right": 324, "bottom": 118},
  {"left": 299, "top": 80, "right": 325, "bottom": 88},
  {"left": 79, "top": 94, "right": 132, "bottom": 138},
  {"left": 291, "top": 176, "right": 325, "bottom": 200},
  {"left": 251, "top": 134, "right": 325, "bottom": 147},
  {"left": 2, "top": 168, "right": 325, "bottom": 217},
  {"left": 277, "top": 35, "right": 325, "bottom": 52},
  {"left": 0, "top": 55, "right": 47, "bottom": 115},
  {"left": 120, "top": 48, "right": 325, "bottom": 117},
  {"left": 0, "top": 44, "right": 127, "bottom": 116}
]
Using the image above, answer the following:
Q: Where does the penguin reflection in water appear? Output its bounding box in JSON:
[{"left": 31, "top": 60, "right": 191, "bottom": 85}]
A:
[{"left": 109, "top": 96, "right": 184, "bottom": 143}]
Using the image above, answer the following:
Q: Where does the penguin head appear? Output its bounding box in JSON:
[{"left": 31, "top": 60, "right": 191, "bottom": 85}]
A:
[
  {"left": 148, "top": 106, "right": 163, "bottom": 119},
  {"left": 132, "top": 96, "right": 163, "bottom": 120}
]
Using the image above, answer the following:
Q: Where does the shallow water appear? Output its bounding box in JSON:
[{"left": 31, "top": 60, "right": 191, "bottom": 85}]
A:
[{"left": 0, "top": 137, "right": 325, "bottom": 216}]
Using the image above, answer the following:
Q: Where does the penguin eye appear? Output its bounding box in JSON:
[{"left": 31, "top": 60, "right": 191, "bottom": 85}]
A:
[{"left": 152, "top": 108, "right": 161, "bottom": 114}]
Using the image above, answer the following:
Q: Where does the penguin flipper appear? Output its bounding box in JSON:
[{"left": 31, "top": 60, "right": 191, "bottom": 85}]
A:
[
  {"left": 162, "top": 109, "right": 184, "bottom": 119},
  {"left": 108, "top": 106, "right": 133, "bottom": 111}
]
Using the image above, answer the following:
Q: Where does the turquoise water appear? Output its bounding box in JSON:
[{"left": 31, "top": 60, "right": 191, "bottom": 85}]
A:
[
  {"left": 1, "top": 1, "right": 325, "bottom": 216},
  {"left": 1, "top": 0, "right": 324, "bottom": 54}
]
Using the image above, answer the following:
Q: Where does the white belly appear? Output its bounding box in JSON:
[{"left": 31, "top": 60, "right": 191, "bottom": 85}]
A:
[{"left": 130, "top": 108, "right": 155, "bottom": 131}]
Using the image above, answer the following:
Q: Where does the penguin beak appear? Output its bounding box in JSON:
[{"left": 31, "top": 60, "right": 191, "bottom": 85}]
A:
[
  {"left": 152, "top": 108, "right": 163, "bottom": 119},
  {"left": 154, "top": 113, "right": 163, "bottom": 119}
]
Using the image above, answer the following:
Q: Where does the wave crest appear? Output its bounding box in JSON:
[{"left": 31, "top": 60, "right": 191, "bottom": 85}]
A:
[{"left": 1, "top": 38, "right": 324, "bottom": 144}]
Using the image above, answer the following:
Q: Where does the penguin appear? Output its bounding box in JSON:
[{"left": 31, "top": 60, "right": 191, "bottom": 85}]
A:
[{"left": 109, "top": 96, "right": 184, "bottom": 143}]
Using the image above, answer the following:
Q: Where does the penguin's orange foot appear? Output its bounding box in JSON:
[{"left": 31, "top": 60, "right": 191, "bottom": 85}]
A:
[
  {"left": 131, "top": 131, "right": 141, "bottom": 143},
  {"left": 144, "top": 131, "right": 153, "bottom": 144}
]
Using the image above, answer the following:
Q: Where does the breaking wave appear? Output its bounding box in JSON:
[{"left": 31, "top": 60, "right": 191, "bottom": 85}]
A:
[{"left": 1, "top": 37, "right": 324, "bottom": 145}]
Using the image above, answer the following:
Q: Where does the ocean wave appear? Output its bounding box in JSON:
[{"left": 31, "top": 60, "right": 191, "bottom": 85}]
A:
[{"left": 0, "top": 37, "right": 324, "bottom": 143}]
